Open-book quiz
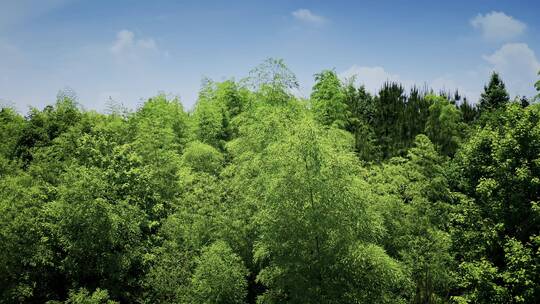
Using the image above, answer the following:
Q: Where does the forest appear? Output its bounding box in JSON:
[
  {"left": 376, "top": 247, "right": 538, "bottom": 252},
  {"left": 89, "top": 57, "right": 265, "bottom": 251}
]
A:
[{"left": 1, "top": 58, "right": 540, "bottom": 303}]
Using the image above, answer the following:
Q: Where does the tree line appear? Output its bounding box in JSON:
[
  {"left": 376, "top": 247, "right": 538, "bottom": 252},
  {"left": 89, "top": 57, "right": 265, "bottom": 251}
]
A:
[{"left": 1, "top": 59, "right": 540, "bottom": 303}]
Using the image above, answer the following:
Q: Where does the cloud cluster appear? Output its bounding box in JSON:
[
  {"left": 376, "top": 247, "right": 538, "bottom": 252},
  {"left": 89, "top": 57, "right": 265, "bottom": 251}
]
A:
[
  {"left": 339, "top": 65, "right": 405, "bottom": 93},
  {"left": 292, "top": 9, "right": 327, "bottom": 25},
  {"left": 339, "top": 66, "right": 473, "bottom": 99},
  {"left": 110, "top": 30, "right": 157, "bottom": 57},
  {"left": 483, "top": 43, "right": 540, "bottom": 95},
  {"left": 471, "top": 11, "right": 526, "bottom": 42},
  {"left": 470, "top": 11, "right": 540, "bottom": 98}
]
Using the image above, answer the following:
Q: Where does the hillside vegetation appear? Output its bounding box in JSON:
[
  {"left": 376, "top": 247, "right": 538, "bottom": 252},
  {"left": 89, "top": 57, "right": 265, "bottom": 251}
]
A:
[{"left": 1, "top": 59, "right": 540, "bottom": 303}]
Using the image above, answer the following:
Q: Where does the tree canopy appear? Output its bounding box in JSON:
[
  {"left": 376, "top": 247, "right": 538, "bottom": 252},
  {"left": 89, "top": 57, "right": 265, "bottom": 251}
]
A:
[{"left": 0, "top": 60, "right": 538, "bottom": 304}]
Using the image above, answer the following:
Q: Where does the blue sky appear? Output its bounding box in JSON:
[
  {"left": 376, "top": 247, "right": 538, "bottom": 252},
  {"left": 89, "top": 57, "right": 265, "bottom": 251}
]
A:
[{"left": 1, "top": 0, "right": 539, "bottom": 112}]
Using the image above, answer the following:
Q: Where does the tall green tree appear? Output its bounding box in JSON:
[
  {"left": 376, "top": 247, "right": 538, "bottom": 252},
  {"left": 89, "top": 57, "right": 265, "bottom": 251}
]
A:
[
  {"left": 15, "top": 92, "right": 82, "bottom": 166},
  {"left": 311, "top": 70, "right": 348, "bottom": 128},
  {"left": 343, "top": 81, "right": 381, "bottom": 161},
  {"left": 459, "top": 99, "right": 479, "bottom": 123},
  {"left": 222, "top": 93, "right": 308, "bottom": 300},
  {"left": 253, "top": 119, "right": 408, "bottom": 303},
  {"left": 365, "top": 135, "right": 456, "bottom": 303},
  {"left": 247, "top": 58, "right": 299, "bottom": 93},
  {"left": 0, "top": 107, "right": 25, "bottom": 174},
  {"left": 189, "top": 241, "right": 248, "bottom": 304},
  {"left": 0, "top": 173, "right": 54, "bottom": 303},
  {"left": 373, "top": 82, "right": 407, "bottom": 158},
  {"left": 424, "top": 95, "right": 463, "bottom": 156},
  {"left": 44, "top": 165, "right": 145, "bottom": 302},
  {"left": 0, "top": 107, "right": 24, "bottom": 159},
  {"left": 478, "top": 72, "right": 510, "bottom": 113},
  {"left": 405, "top": 87, "right": 431, "bottom": 143},
  {"left": 451, "top": 103, "right": 540, "bottom": 303},
  {"left": 215, "top": 80, "right": 247, "bottom": 118},
  {"left": 130, "top": 94, "right": 190, "bottom": 155},
  {"left": 534, "top": 71, "right": 540, "bottom": 98},
  {"left": 57, "top": 288, "right": 118, "bottom": 304}
]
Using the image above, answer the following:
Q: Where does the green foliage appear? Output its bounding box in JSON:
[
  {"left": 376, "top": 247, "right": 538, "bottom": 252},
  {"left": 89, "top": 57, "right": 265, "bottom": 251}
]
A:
[
  {"left": 143, "top": 240, "right": 193, "bottom": 303},
  {"left": 342, "top": 83, "right": 381, "bottom": 160},
  {"left": 373, "top": 82, "right": 408, "bottom": 158},
  {"left": 2, "top": 60, "right": 540, "bottom": 304},
  {"left": 182, "top": 141, "right": 223, "bottom": 175},
  {"left": 252, "top": 118, "right": 404, "bottom": 303},
  {"left": 424, "top": 95, "right": 463, "bottom": 156},
  {"left": 367, "top": 83, "right": 435, "bottom": 159},
  {"left": 478, "top": 72, "right": 510, "bottom": 113},
  {"left": 247, "top": 58, "right": 299, "bottom": 92},
  {"left": 459, "top": 99, "right": 479, "bottom": 123},
  {"left": 194, "top": 90, "right": 230, "bottom": 149},
  {"left": 456, "top": 103, "right": 540, "bottom": 242},
  {"left": 189, "top": 241, "right": 248, "bottom": 304},
  {"left": 216, "top": 80, "right": 247, "bottom": 118},
  {"left": 60, "top": 288, "right": 117, "bottom": 304},
  {"left": 15, "top": 94, "right": 82, "bottom": 165},
  {"left": 44, "top": 165, "right": 145, "bottom": 300},
  {"left": 535, "top": 70, "right": 540, "bottom": 100},
  {"left": 0, "top": 107, "right": 24, "bottom": 159},
  {"left": 0, "top": 174, "right": 53, "bottom": 303},
  {"left": 452, "top": 103, "right": 540, "bottom": 303},
  {"left": 342, "top": 243, "right": 410, "bottom": 304},
  {"left": 130, "top": 94, "right": 190, "bottom": 155},
  {"left": 365, "top": 135, "right": 456, "bottom": 303},
  {"left": 453, "top": 259, "right": 509, "bottom": 303},
  {"left": 311, "top": 70, "right": 348, "bottom": 128}
]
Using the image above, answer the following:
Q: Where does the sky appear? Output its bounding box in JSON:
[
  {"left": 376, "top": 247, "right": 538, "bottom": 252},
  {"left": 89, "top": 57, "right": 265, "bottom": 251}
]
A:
[{"left": 1, "top": 0, "right": 539, "bottom": 113}]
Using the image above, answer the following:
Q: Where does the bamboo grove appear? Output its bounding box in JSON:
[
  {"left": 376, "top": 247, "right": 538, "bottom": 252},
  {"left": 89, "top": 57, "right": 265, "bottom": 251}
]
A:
[{"left": 1, "top": 59, "right": 540, "bottom": 303}]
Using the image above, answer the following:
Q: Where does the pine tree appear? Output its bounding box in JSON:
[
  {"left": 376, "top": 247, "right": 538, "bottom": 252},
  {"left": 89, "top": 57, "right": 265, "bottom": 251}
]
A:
[
  {"left": 478, "top": 72, "right": 509, "bottom": 112},
  {"left": 405, "top": 87, "right": 431, "bottom": 145},
  {"left": 459, "top": 98, "right": 479, "bottom": 123},
  {"left": 535, "top": 70, "right": 540, "bottom": 100},
  {"left": 343, "top": 83, "right": 380, "bottom": 161},
  {"left": 520, "top": 96, "right": 530, "bottom": 108},
  {"left": 373, "top": 82, "right": 407, "bottom": 158}
]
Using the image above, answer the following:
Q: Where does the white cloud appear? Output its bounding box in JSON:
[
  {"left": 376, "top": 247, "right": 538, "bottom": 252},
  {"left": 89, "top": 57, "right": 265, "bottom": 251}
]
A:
[
  {"left": 430, "top": 75, "right": 479, "bottom": 101},
  {"left": 339, "top": 65, "right": 482, "bottom": 102},
  {"left": 471, "top": 11, "right": 526, "bottom": 42},
  {"left": 110, "top": 30, "right": 158, "bottom": 57},
  {"left": 110, "top": 30, "right": 134, "bottom": 54},
  {"left": 137, "top": 38, "right": 157, "bottom": 50},
  {"left": 292, "top": 9, "right": 327, "bottom": 25},
  {"left": 483, "top": 43, "right": 540, "bottom": 96},
  {"left": 339, "top": 65, "right": 403, "bottom": 93}
]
